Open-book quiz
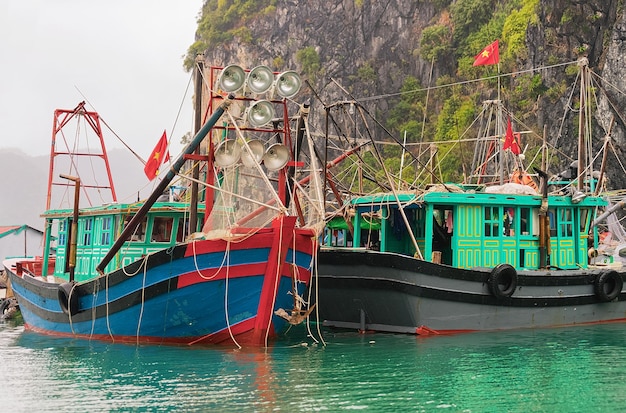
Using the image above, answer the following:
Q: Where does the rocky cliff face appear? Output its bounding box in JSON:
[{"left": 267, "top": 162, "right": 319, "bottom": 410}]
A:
[{"left": 199, "top": 0, "right": 626, "bottom": 190}]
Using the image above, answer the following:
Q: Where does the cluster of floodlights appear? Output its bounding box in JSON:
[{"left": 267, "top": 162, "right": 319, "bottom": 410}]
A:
[
  {"left": 213, "top": 65, "right": 302, "bottom": 171},
  {"left": 215, "top": 64, "right": 302, "bottom": 128}
]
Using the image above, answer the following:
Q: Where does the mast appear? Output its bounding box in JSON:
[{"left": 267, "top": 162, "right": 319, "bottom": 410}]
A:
[
  {"left": 577, "top": 58, "right": 589, "bottom": 192},
  {"left": 189, "top": 55, "right": 204, "bottom": 234}
]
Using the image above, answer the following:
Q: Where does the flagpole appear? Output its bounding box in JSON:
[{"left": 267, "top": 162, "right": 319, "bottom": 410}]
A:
[{"left": 498, "top": 62, "right": 504, "bottom": 184}]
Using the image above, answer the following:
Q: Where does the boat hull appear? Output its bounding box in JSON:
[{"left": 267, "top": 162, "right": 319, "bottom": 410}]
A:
[
  {"left": 5, "top": 222, "right": 316, "bottom": 347},
  {"left": 315, "top": 249, "right": 626, "bottom": 334}
]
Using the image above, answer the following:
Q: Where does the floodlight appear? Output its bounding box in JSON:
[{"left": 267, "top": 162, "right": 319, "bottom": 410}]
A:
[
  {"left": 214, "top": 139, "right": 242, "bottom": 167},
  {"left": 217, "top": 65, "right": 246, "bottom": 93}
]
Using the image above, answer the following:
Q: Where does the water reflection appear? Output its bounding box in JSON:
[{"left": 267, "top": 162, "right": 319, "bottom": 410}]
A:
[{"left": 3, "top": 322, "right": 626, "bottom": 411}]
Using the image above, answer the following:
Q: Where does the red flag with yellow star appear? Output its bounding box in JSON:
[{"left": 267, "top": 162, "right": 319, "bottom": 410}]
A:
[
  {"left": 144, "top": 130, "right": 170, "bottom": 180},
  {"left": 473, "top": 40, "right": 499, "bottom": 66}
]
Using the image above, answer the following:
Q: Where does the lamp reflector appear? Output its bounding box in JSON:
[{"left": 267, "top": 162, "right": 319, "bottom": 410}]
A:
[
  {"left": 262, "top": 143, "right": 290, "bottom": 171},
  {"left": 247, "top": 100, "right": 275, "bottom": 127},
  {"left": 246, "top": 66, "right": 274, "bottom": 94},
  {"left": 214, "top": 140, "right": 242, "bottom": 167},
  {"left": 240, "top": 139, "right": 265, "bottom": 167},
  {"left": 274, "top": 71, "right": 302, "bottom": 98},
  {"left": 571, "top": 190, "right": 587, "bottom": 204},
  {"left": 217, "top": 65, "right": 246, "bottom": 93}
]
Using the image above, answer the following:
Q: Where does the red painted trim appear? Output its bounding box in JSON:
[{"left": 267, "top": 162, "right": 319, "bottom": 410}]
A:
[
  {"left": 183, "top": 233, "right": 273, "bottom": 257},
  {"left": 415, "top": 317, "right": 626, "bottom": 337},
  {"left": 183, "top": 229, "right": 316, "bottom": 257},
  {"left": 24, "top": 317, "right": 264, "bottom": 347},
  {"left": 250, "top": 216, "right": 297, "bottom": 346}
]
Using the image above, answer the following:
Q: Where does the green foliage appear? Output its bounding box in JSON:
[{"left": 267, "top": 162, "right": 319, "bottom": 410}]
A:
[
  {"left": 386, "top": 77, "right": 427, "bottom": 139},
  {"left": 501, "top": 0, "right": 539, "bottom": 63},
  {"left": 435, "top": 95, "right": 475, "bottom": 142},
  {"left": 356, "top": 63, "right": 377, "bottom": 83},
  {"left": 231, "top": 26, "right": 253, "bottom": 43},
  {"left": 509, "top": 73, "right": 547, "bottom": 113},
  {"left": 273, "top": 56, "right": 285, "bottom": 70},
  {"left": 433, "top": 95, "right": 477, "bottom": 182},
  {"left": 450, "top": 0, "right": 496, "bottom": 44},
  {"left": 183, "top": 0, "right": 276, "bottom": 71},
  {"left": 420, "top": 25, "right": 453, "bottom": 62},
  {"left": 544, "top": 80, "right": 567, "bottom": 103},
  {"left": 296, "top": 46, "right": 321, "bottom": 77},
  {"left": 184, "top": 41, "right": 210, "bottom": 71},
  {"left": 433, "top": 0, "right": 454, "bottom": 11},
  {"left": 560, "top": 8, "right": 575, "bottom": 25}
]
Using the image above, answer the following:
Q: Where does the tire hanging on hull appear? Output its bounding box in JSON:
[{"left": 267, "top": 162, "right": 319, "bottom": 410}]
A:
[
  {"left": 594, "top": 270, "right": 623, "bottom": 302},
  {"left": 488, "top": 264, "right": 518, "bottom": 299},
  {"left": 58, "top": 281, "right": 79, "bottom": 316}
]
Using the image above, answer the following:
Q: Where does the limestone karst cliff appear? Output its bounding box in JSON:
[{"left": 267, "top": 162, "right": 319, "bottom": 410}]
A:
[{"left": 189, "top": 0, "right": 626, "bottom": 190}]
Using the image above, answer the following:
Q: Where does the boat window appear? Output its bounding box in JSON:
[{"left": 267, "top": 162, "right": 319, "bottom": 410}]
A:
[
  {"left": 548, "top": 209, "right": 556, "bottom": 237},
  {"left": 100, "top": 216, "right": 114, "bottom": 245},
  {"left": 484, "top": 206, "right": 500, "bottom": 237},
  {"left": 82, "top": 217, "right": 94, "bottom": 246},
  {"left": 415, "top": 207, "right": 425, "bottom": 238},
  {"left": 125, "top": 216, "right": 148, "bottom": 242},
  {"left": 176, "top": 218, "right": 187, "bottom": 242},
  {"left": 579, "top": 208, "right": 590, "bottom": 233},
  {"left": 57, "top": 219, "right": 68, "bottom": 247},
  {"left": 520, "top": 207, "right": 530, "bottom": 235},
  {"left": 558, "top": 208, "right": 573, "bottom": 237},
  {"left": 504, "top": 207, "right": 515, "bottom": 236},
  {"left": 151, "top": 217, "right": 174, "bottom": 243},
  {"left": 325, "top": 228, "right": 350, "bottom": 247},
  {"left": 361, "top": 229, "right": 380, "bottom": 250}
]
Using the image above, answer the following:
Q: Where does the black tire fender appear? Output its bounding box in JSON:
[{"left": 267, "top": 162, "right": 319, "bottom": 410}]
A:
[
  {"left": 58, "top": 281, "right": 79, "bottom": 316},
  {"left": 488, "top": 264, "right": 518, "bottom": 299},
  {"left": 594, "top": 270, "right": 623, "bottom": 302},
  {"left": 0, "top": 298, "right": 9, "bottom": 315}
]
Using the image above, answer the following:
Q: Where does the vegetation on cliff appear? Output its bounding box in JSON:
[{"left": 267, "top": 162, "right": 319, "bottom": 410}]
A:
[{"left": 185, "top": 0, "right": 623, "bottom": 187}]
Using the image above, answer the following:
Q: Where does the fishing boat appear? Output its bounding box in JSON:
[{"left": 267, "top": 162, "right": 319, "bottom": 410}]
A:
[
  {"left": 3, "top": 63, "right": 323, "bottom": 347},
  {"left": 314, "top": 58, "right": 626, "bottom": 335}
]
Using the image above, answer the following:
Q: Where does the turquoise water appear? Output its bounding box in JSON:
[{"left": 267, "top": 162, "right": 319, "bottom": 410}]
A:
[{"left": 2, "top": 320, "right": 626, "bottom": 412}]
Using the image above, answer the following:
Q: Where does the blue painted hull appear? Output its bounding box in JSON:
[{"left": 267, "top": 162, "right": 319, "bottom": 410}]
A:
[{"left": 6, "top": 236, "right": 315, "bottom": 346}]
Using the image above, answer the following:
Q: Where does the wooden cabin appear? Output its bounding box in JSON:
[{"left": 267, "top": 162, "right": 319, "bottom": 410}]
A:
[
  {"left": 40, "top": 202, "right": 204, "bottom": 282},
  {"left": 323, "top": 188, "right": 606, "bottom": 271}
]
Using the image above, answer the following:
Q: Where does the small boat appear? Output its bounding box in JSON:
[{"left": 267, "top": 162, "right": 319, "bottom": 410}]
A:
[
  {"left": 4, "top": 63, "right": 323, "bottom": 347},
  {"left": 314, "top": 58, "right": 626, "bottom": 335}
]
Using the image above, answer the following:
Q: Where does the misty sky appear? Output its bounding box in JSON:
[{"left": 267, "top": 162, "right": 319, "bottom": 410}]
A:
[{"left": 0, "top": 1, "right": 204, "bottom": 159}]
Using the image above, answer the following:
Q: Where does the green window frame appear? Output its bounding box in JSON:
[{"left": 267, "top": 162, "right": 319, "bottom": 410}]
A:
[
  {"left": 101, "top": 216, "right": 113, "bottom": 246},
  {"left": 82, "top": 217, "right": 94, "bottom": 246},
  {"left": 484, "top": 206, "right": 500, "bottom": 237}
]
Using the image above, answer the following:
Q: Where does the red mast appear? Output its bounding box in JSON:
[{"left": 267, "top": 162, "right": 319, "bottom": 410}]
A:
[{"left": 46, "top": 101, "right": 117, "bottom": 210}]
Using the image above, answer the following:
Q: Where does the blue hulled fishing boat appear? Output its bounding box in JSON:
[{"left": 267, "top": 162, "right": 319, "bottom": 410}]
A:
[{"left": 4, "top": 63, "right": 323, "bottom": 347}]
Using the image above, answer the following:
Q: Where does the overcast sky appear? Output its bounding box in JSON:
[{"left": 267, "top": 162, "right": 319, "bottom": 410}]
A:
[{"left": 0, "top": 1, "right": 204, "bottom": 158}]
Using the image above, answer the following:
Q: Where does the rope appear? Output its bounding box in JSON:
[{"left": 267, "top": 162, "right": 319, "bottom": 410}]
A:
[
  {"left": 357, "top": 60, "right": 579, "bottom": 103},
  {"left": 191, "top": 238, "right": 229, "bottom": 280},
  {"left": 223, "top": 239, "right": 242, "bottom": 349},
  {"left": 67, "top": 282, "right": 76, "bottom": 334},
  {"left": 135, "top": 257, "right": 150, "bottom": 344},
  {"left": 310, "top": 244, "right": 326, "bottom": 346}
]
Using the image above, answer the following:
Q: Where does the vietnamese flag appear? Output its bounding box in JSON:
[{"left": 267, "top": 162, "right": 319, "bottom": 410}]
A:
[
  {"left": 503, "top": 117, "right": 521, "bottom": 155},
  {"left": 144, "top": 130, "right": 171, "bottom": 180},
  {"left": 473, "top": 40, "right": 499, "bottom": 66}
]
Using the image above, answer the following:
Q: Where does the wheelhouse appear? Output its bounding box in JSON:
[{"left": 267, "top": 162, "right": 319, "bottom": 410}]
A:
[
  {"left": 323, "top": 189, "right": 606, "bottom": 271},
  {"left": 41, "top": 202, "right": 204, "bottom": 282}
]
